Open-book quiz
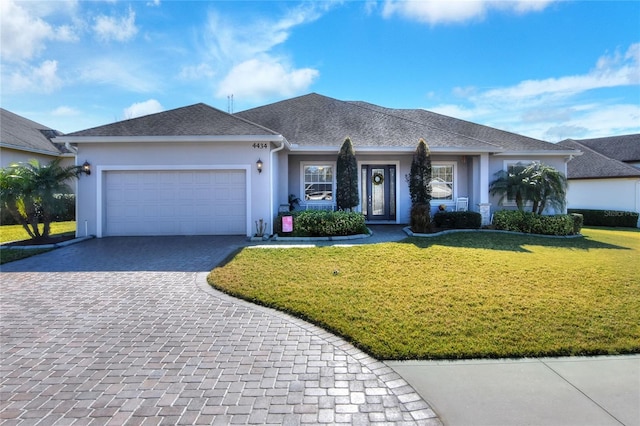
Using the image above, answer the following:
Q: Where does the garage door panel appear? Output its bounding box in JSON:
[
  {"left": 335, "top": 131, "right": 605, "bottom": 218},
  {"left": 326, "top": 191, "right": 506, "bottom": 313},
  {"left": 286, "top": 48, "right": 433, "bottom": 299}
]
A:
[{"left": 105, "top": 170, "right": 246, "bottom": 236}]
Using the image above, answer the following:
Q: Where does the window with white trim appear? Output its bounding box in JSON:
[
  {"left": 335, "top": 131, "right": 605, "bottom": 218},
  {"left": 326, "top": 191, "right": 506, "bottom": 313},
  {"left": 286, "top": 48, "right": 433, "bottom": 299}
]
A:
[
  {"left": 431, "top": 164, "right": 455, "bottom": 201},
  {"left": 503, "top": 160, "right": 533, "bottom": 206},
  {"left": 302, "top": 163, "right": 334, "bottom": 202}
]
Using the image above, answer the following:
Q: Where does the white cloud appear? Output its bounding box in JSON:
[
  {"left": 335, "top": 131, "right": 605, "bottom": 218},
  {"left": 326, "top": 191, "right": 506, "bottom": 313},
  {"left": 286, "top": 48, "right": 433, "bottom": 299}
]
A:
[
  {"left": 79, "top": 58, "right": 158, "bottom": 93},
  {"left": 382, "top": 0, "right": 556, "bottom": 25},
  {"left": 216, "top": 57, "right": 319, "bottom": 101},
  {"left": 123, "top": 99, "right": 164, "bottom": 119},
  {"left": 94, "top": 6, "right": 138, "bottom": 42},
  {"left": 51, "top": 106, "right": 80, "bottom": 116},
  {"left": 5, "top": 60, "right": 63, "bottom": 93},
  {"left": 429, "top": 43, "right": 640, "bottom": 140},
  {"left": 201, "top": 3, "right": 335, "bottom": 101},
  {"left": 178, "top": 63, "right": 216, "bottom": 81},
  {"left": 147, "top": 0, "right": 161, "bottom": 6}
]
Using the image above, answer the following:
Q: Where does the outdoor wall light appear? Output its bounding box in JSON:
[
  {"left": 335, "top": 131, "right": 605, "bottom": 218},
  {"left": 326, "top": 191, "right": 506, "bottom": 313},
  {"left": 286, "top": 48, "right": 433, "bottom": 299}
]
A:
[
  {"left": 82, "top": 161, "right": 91, "bottom": 175},
  {"left": 256, "top": 158, "right": 263, "bottom": 174}
]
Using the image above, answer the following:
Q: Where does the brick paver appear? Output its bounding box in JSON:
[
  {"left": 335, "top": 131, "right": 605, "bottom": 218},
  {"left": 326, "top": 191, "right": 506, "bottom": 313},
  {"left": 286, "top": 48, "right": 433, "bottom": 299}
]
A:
[{"left": 1, "top": 236, "right": 441, "bottom": 425}]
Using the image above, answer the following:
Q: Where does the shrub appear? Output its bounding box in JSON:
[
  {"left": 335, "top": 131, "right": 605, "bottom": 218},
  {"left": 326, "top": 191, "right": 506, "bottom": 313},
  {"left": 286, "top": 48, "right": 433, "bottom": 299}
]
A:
[
  {"left": 433, "top": 211, "right": 482, "bottom": 229},
  {"left": 274, "top": 211, "right": 368, "bottom": 237},
  {"left": 0, "top": 193, "right": 75, "bottom": 225},
  {"left": 570, "top": 213, "right": 584, "bottom": 235},
  {"left": 568, "top": 209, "right": 639, "bottom": 228},
  {"left": 492, "top": 210, "right": 575, "bottom": 236}
]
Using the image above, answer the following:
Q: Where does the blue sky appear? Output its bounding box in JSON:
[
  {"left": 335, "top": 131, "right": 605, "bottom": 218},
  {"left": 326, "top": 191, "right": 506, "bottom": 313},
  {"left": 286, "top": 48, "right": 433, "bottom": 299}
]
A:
[{"left": 1, "top": 0, "right": 638, "bottom": 141}]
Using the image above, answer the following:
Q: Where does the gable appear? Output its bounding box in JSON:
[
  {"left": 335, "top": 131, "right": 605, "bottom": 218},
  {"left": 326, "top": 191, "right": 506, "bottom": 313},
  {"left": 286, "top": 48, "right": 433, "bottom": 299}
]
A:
[
  {"left": 558, "top": 139, "right": 640, "bottom": 179},
  {"left": 65, "top": 103, "right": 280, "bottom": 138}
]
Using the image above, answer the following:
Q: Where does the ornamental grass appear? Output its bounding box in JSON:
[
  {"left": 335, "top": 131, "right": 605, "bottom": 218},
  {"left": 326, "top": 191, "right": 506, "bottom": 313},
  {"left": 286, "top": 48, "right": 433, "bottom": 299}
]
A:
[{"left": 208, "top": 228, "right": 640, "bottom": 360}]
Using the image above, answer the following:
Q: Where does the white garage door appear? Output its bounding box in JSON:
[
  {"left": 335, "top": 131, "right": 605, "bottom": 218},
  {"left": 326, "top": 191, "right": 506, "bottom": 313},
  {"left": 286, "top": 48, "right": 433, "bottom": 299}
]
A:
[{"left": 104, "top": 170, "right": 246, "bottom": 236}]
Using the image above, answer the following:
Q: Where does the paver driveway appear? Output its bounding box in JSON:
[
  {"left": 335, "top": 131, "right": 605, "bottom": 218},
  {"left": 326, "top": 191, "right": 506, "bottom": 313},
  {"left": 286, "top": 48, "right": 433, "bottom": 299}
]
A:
[{"left": 1, "top": 237, "right": 441, "bottom": 425}]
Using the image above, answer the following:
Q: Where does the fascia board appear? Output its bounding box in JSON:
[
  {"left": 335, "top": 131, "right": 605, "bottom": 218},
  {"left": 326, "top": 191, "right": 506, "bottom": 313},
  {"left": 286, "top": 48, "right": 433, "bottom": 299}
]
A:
[
  {"left": 55, "top": 135, "right": 285, "bottom": 144},
  {"left": 0, "top": 142, "right": 61, "bottom": 156},
  {"left": 289, "top": 145, "right": 502, "bottom": 154},
  {"left": 493, "top": 150, "right": 583, "bottom": 157}
]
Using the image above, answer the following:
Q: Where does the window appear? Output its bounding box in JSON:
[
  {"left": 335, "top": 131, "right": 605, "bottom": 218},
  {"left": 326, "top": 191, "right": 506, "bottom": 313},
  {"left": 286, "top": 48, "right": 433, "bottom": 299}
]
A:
[
  {"left": 302, "top": 164, "right": 334, "bottom": 202},
  {"left": 502, "top": 160, "right": 533, "bottom": 206},
  {"left": 431, "top": 164, "right": 454, "bottom": 201}
]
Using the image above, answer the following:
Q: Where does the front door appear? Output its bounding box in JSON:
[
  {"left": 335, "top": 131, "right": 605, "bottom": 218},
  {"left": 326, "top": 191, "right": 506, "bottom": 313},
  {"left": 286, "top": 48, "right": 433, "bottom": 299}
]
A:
[{"left": 361, "top": 165, "right": 396, "bottom": 221}]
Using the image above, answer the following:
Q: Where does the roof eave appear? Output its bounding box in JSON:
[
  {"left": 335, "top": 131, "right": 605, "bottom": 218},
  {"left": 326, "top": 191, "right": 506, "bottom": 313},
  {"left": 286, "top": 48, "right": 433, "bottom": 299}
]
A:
[
  {"left": 55, "top": 135, "right": 285, "bottom": 144},
  {"left": 289, "top": 145, "right": 502, "bottom": 154},
  {"left": 493, "top": 150, "right": 583, "bottom": 157},
  {"left": 0, "top": 142, "right": 61, "bottom": 156}
]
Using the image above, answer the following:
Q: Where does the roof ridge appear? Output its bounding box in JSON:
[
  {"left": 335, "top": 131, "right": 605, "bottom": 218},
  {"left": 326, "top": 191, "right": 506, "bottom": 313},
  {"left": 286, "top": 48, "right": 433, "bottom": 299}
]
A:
[{"left": 345, "top": 101, "right": 503, "bottom": 149}]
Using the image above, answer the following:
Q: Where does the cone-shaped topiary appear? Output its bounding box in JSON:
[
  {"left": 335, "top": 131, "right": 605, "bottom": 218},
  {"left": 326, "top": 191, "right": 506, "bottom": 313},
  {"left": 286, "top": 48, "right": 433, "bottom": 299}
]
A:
[
  {"left": 407, "top": 139, "right": 432, "bottom": 232},
  {"left": 336, "top": 137, "right": 359, "bottom": 211}
]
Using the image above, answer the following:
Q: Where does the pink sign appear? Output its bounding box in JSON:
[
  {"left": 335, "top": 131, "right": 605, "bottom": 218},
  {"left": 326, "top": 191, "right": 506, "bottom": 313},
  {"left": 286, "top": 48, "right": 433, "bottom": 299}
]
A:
[{"left": 282, "top": 216, "right": 293, "bottom": 233}]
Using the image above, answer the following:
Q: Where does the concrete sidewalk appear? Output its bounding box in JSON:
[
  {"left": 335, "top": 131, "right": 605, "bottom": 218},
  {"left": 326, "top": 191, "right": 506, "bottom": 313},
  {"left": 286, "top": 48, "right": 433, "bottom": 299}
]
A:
[{"left": 388, "top": 355, "right": 640, "bottom": 426}]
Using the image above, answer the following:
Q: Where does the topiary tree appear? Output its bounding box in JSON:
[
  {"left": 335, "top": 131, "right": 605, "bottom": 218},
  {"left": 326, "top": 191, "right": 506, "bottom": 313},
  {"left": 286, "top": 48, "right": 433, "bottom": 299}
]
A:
[
  {"left": 0, "top": 159, "right": 83, "bottom": 240},
  {"left": 407, "top": 138, "right": 432, "bottom": 232},
  {"left": 336, "top": 137, "right": 359, "bottom": 211}
]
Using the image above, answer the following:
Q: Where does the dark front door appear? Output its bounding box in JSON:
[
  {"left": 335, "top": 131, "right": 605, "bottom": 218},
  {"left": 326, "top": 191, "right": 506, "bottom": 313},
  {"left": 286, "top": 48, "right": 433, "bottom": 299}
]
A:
[{"left": 361, "top": 165, "right": 396, "bottom": 221}]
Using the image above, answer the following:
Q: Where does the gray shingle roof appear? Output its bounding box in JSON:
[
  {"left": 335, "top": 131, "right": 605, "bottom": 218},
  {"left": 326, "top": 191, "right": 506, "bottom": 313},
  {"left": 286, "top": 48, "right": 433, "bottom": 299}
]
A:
[
  {"left": 558, "top": 139, "right": 640, "bottom": 179},
  {"left": 573, "top": 134, "right": 640, "bottom": 163},
  {"left": 236, "top": 93, "right": 570, "bottom": 152},
  {"left": 65, "top": 103, "right": 279, "bottom": 137},
  {"left": 1, "top": 108, "right": 65, "bottom": 155}
]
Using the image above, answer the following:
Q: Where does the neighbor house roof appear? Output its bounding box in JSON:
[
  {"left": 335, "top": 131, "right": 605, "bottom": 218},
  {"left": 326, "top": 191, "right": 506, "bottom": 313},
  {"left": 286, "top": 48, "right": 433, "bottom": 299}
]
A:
[
  {"left": 572, "top": 134, "right": 640, "bottom": 163},
  {"left": 0, "top": 108, "right": 68, "bottom": 156},
  {"left": 63, "top": 103, "right": 281, "bottom": 140},
  {"left": 558, "top": 139, "right": 640, "bottom": 179},
  {"left": 236, "top": 93, "right": 576, "bottom": 155}
]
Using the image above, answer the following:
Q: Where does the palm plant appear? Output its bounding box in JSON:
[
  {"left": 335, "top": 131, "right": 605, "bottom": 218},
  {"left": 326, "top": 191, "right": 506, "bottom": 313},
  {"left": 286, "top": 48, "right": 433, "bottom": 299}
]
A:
[
  {"left": 0, "top": 159, "right": 82, "bottom": 239},
  {"left": 489, "top": 163, "right": 531, "bottom": 211},
  {"left": 524, "top": 162, "right": 568, "bottom": 214}
]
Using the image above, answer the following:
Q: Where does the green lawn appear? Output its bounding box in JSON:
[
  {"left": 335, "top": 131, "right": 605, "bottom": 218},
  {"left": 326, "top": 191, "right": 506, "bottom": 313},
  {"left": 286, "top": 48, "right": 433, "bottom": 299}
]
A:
[
  {"left": 0, "top": 221, "right": 76, "bottom": 265},
  {"left": 208, "top": 227, "right": 640, "bottom": 360},
  {"left": 0, "top": 221, "right": 76, "bottom": 244}
]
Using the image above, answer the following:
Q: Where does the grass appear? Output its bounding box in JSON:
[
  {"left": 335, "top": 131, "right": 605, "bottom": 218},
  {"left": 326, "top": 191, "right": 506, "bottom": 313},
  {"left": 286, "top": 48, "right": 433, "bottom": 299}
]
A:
[
  {"left": 0, "top": 221, "right": 76, "bottom": 244},
  {"left": 0, "top": 221, "right": 76, "bottom": 265},
  {"left": 208, "top": 227, "right": 640, "bottom": 360}
]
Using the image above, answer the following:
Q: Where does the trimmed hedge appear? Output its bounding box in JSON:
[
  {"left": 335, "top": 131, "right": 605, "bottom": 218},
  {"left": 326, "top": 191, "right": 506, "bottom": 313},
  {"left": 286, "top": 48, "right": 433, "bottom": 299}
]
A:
[
  {"left": 433, "top": 211, "right": 482, "bottom": 229},
  {"left": 492, "top": 210, "right": 576, "bottom": 236},
  {"left": 274, "top": 210, "right": 368, "bottom": 237},
  {"left": 568, "top": 209, "right": 639, "bottom": 228}
]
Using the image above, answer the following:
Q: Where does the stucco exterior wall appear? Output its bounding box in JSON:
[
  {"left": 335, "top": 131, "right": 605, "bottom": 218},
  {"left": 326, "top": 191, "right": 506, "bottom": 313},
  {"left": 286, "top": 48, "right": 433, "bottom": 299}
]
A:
[
  {"left": 76, "top": 141, "right": 271, "bottom": 237},
  {"left": 287, "top": 153, "right": 470, "bottom": 224},
  {"left": 566, "top": 178, "right": 640, "bottom": 215}
]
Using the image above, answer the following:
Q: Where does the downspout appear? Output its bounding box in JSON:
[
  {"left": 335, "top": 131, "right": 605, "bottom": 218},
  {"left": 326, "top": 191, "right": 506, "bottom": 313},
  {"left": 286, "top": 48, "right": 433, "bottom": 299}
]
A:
[{"left": 269, "top": 139, "right": 287, "bottom": 235}]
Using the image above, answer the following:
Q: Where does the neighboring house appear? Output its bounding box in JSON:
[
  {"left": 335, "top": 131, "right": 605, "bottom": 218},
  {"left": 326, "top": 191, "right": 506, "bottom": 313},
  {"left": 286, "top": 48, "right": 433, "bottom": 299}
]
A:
[
  {"left": 0, "top": 108, "right": 75, "bottom": 169},
  {"left": 558, "top": 135, "right": 640, "bottom": 224},
  {"left": 57, "top": 93, "right": 580, "bottom": 238}
]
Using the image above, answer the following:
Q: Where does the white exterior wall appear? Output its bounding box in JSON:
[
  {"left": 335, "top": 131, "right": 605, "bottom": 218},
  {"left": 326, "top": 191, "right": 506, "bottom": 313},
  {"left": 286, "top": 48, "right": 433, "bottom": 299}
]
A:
[
  {"left": 76, "top": 141, "right": 272, "bottom": 237},
  {"left": 566, "top": 178, "right": 640, "bottom": 215}
]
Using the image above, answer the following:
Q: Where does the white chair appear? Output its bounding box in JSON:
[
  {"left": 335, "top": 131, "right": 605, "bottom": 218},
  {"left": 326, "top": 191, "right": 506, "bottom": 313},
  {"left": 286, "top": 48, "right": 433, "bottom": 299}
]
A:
[{"left": 456, "top": 197, "right": 469, "bottom": 212}]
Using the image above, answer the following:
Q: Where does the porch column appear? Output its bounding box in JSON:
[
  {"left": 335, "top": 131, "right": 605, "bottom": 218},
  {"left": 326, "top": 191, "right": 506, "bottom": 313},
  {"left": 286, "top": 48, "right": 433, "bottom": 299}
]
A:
[{"left": 479, "top": 153, "right": 491, "bottom": 226}]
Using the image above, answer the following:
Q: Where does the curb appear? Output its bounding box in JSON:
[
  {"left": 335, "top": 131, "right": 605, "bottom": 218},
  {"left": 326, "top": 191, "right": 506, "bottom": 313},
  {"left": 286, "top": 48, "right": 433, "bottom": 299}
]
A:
[
  {"left": 0, "top": 235, "right": 96, "bottom": 250},
  {"left": 403, "top": 226, "right": 584, "bottom": 239}
]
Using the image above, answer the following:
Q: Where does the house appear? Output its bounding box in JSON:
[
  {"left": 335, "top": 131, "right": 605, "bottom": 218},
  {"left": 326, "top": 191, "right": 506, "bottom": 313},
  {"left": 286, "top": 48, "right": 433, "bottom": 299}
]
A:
[
  {"left": 57, "top": 93, "right": 581, "bottom": 238},
  {"left": 0, "top": 108, "right": 75, "bottom": 169},
  {"left": 558, "top": 135, "right": 640, "bottom": 223}
]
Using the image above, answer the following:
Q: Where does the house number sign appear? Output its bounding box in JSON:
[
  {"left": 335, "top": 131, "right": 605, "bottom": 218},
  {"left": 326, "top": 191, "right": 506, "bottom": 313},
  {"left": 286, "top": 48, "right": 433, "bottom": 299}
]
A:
[{"left": 253, "top": 143, "right": 268, "bottom": 149}]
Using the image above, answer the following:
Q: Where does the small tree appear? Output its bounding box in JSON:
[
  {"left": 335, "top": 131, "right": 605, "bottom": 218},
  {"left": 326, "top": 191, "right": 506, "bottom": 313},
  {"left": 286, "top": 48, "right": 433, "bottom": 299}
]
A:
[
  {"left": 336, "top": 137, "right": 359, "bottom": 211},
  {"left": 407, "top": 138, "right": 432, "bottom": 232},
  {"left": 489, "top": 163, "right": 531, "bottom": 211},
  {"left": 0, "top": 159, "right": 83, "bottom": 240},
  {"left": 524, "top": 162, "right": 568, "bottom": 214}
]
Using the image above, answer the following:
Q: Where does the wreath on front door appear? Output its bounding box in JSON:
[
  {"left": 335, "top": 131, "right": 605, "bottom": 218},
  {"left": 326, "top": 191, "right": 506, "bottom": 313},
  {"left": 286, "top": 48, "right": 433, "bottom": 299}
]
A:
[{"left": 372, "top": 172, "right": 384, "bottom": 185}]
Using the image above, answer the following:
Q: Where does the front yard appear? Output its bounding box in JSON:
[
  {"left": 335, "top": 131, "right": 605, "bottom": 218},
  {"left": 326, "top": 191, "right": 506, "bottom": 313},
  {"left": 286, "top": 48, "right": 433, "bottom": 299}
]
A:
[
  {"left": 208, "top": 227, "right": 640, "bottom": 360},
  {"left": 0, "top": 221, "right": 76, "bottom": 264}
]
